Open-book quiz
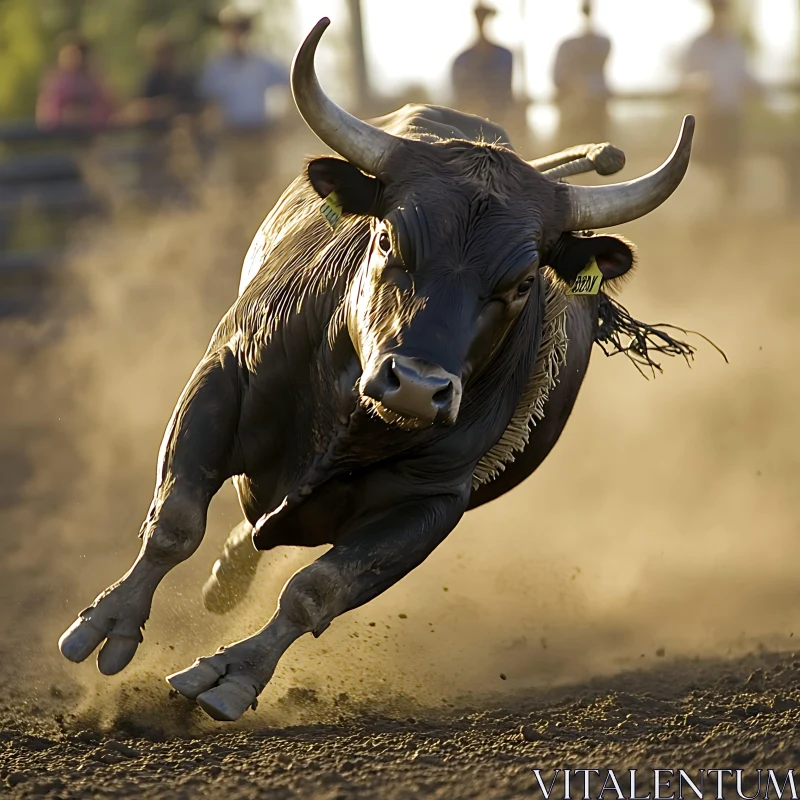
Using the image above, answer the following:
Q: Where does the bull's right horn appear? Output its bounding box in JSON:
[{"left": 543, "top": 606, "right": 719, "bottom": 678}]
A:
[
  {"left": 562, "top": 116, "right": 695, "bottom": 231},
  {"left": 291, "top": 18, "right": 403, "bottom": 180}
]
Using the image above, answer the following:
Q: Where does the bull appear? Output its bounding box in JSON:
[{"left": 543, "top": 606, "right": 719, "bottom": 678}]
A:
[{"left": 59, "top": 19, "right": 696, "bottom": 722}]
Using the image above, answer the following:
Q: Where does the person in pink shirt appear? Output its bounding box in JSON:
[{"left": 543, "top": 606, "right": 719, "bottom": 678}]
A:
[{"left": 36, "top": 33, "right": 114, "bottom": 130}]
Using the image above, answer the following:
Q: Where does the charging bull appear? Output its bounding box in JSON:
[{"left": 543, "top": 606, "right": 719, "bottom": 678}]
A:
[{"left": 59, "top": 18, "right": 696, "bottom": 722}]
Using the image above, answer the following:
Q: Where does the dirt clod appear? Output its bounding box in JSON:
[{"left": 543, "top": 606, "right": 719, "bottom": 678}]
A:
[
  {"left": 519, "top": 724, "right": 545, "bottom": 742},
  {"left": 6, "top": 772, "right": 28, "bottom": 787}
]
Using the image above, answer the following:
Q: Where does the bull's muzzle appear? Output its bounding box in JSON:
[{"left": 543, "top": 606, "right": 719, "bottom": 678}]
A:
[{"left": 361, "top": 355, "right": 462, "bottom": 427}]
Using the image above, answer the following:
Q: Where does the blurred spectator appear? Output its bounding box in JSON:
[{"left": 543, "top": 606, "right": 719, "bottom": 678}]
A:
[
  {"left": 200, "top": 6, "right": 289, "bottom": 194},
  {"left": 138, "top": 33, "right": 200, "bottom": 125},
  {"left": 680, "top": 0, "right": 760, "bottom": 196},
  {"left": 36, "top": 33, "right": 114, "bottom": 130},
  {"left": 129, "top": 32, "right": 202, "bottom": 205},
  {"left": 451, "top": 4, "right": 515, "bottom": 129},
  {"left": 552, "top": 1, "right": 611, "bottom": 148}
]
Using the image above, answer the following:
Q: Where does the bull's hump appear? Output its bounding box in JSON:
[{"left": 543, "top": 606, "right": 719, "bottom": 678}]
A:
[{"left": 372, "top": 104, "right": 513, "bottom": 149}]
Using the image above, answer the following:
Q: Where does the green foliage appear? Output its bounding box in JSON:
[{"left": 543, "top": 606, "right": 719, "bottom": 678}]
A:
[{"left": 0, "top": 0, "right": 54, "bottom": 118}]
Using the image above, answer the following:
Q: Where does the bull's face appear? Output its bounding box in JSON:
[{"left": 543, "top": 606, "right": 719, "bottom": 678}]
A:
[
  {"left": 308, "top": 148, "right": 635, "bottom": 430},
  {"left": 295, "top": 20, "right": 692, "bottom": 430},
  {"left": 350, "top": 175, "right": 546, "bottom": 429},
  {"left": 353, "top": 206, "right": 537, "bottom": 429}
]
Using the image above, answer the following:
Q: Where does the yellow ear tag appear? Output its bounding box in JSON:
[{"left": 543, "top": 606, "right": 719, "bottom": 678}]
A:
[
  {"left": 320, "top": 192, "right": 343, "bottom": 230},
  {"left": 567, "top": 257, "right": 603, "bottom": 296}
]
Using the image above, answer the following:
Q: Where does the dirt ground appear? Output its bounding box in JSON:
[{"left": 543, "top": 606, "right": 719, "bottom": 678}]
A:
[
  {"left": 3, "top": 649, "right": 800, "bottom": 799},
  {"left": 2, "top": 157, "right": 800, "bottom": 798}
]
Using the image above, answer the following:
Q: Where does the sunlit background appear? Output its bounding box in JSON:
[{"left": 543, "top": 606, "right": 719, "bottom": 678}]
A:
[
  {"left": 297, "top": 0, "right": 798, "bottom": 93},
  {"left": 292, "top": 0, "right": 799, "bottom": 135}
]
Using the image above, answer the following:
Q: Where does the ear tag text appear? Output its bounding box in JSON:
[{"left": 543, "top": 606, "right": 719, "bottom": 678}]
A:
[
  {"left": 567, "top": 257, "right": 603, "bottom": 296},
  {"left": 320, "top": 192, "right": 343, "bottom": 230}
]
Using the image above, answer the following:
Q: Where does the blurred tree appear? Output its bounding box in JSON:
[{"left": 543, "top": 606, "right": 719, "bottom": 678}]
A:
[{"left": 0, "top": 0, "right": 54, "bottom": 118}]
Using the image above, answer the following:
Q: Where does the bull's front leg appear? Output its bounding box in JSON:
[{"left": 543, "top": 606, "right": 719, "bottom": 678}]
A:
[
  {"left": 59, "top": 349, "right": 241, "bottom": 675},
  {"left": 167, "top": 487, "right": 469, "bottom": 721}
]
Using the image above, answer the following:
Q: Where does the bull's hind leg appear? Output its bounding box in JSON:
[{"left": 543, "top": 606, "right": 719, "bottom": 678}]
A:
[
  {"left": 202, "top": 520, "right": 263, "bottom": 614},
  {"left": 59, "top": 350, "right": 241, "bottom": 675},
  {"left": 167, "top": 491, "right": 467, "bottom": 721}
]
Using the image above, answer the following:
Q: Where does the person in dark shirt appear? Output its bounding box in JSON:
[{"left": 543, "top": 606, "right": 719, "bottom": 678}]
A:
[
  {"left": 132, "top": 33, "right": 201, "bottom": 203},
  {"left": 451, "top": 3, "right": 515, "bottom": 128},
  {"left": 552, "top": 0, "right": 612, "bottom": 148},
  {"left": 139, "top": 33, "right": 199, "bottom": 124}
]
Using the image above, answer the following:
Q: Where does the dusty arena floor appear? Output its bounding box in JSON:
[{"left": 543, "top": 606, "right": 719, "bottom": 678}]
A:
[
  {"left": 3, "top": 174, "right": 800, "bottom": 797},
  {"left": 2, "top": 649, "right": 800, "bottom": 798}
]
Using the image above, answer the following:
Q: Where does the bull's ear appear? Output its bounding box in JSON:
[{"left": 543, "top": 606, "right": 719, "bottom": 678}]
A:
[
  {"left": 306, "top": 157, "right": 382, "bottom": 217},
  {"left": 549, "top": 232, "right": 636, "bottom": 288}
]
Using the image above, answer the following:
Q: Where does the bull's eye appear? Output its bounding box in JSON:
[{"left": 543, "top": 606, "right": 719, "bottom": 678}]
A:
[
  {"left": 378, "top": 232, "right": 392, "bottom": 254},
  {"left": 516, "top": 276, "right": 535, "bottom": 296}
]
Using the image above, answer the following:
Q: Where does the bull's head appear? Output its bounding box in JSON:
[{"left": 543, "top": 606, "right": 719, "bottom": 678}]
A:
[{"left": 294, "top": 19, "right": 693, "bottom": 429}]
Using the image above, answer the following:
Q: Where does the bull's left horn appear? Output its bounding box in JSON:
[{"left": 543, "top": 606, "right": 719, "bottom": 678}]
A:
[
  {"left": 291, "top": 18, "right": 403, "bottom": 179},
  {"left": 563, "top": 115, "right": 695, "bottom": 231}
]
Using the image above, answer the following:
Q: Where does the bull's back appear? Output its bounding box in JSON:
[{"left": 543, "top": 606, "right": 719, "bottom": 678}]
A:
[{"left": 370, "top": 104, "right": 513, "bottom": 148}]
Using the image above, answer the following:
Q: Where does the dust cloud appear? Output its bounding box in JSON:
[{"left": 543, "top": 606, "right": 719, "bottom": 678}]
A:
[{"left": 2, "top": 162, "right": 798, "bottom": 735}]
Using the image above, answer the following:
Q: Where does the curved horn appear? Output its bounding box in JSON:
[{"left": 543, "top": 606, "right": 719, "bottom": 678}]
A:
[
  {"left": 563, "top": 116, "right": 695, "bottom": 231},
  {"left": 291, "top": 18, "right": 403, "bottom": 179}
]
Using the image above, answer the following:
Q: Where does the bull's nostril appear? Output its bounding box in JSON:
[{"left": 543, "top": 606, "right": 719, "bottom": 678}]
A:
[
  {"left": 385, "top": 361, "right": 401, "bottom": 391},
  {"left": 432, "top": 383, "right": 453, "bottom": 408}
]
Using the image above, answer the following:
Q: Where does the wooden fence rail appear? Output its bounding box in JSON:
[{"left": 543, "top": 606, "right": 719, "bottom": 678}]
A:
[{"left": 2, "top": 85, "right": 799, "bottom": 317}]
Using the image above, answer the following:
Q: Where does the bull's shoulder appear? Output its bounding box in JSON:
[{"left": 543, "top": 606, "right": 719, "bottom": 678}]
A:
[
  {"left": 238, "top": 176, "right": 349, "bottom": 294},
  {"left": 226, "top": 178, "right": 370, "bottom": 357},
  {"left": 370, "top": 103, "right": 512, "bottom": 149},
  {"left": 466, "top": 297, "right": 598, "bottom": 510}
]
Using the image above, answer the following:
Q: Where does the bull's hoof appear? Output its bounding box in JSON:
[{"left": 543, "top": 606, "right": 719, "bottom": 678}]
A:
[
  {"left": 167, "top": 659, "right": 260, "bottom": 722},
  {"left": 202, "top": 571, "right": 245, "bottom": 616},
  {"left": 202, "top": 524, "right": 261, "bottom": 615},
  {"left": 97, "top": 635, "right": 141, "bottom": 676},
  {"left": 166, "top": 658, "right": 226, "bottom": 700},
  {"left": 58, "top": 582, "right": 149, "bottom": 673},
  {"left": 59, "top": 611, "right": 142, "bottom": 674},
  {"left": 167, "top": 614, "right": 297, "bottom": 722},
  {"left": 59, "top": 615, "right": 107, "bottom": 663},
  {"left": 196, "top": 677, "right": 259, "bottom": 722}
]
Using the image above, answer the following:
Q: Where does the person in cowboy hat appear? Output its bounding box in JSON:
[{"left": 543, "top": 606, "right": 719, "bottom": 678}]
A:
[
  {"left": 450, "top": 3, "right": 515, "bottom": 130},
  {"left": 199, "top": 6, "right": 289, "bottom": 193}
]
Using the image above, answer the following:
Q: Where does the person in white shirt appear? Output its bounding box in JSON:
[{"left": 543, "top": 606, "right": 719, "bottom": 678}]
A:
[
  {"left": 681, "top": 0, "right": 760, "bottom": 196},
  {"left": 200, "top": 7, "right": 289, "bottom": 194}
]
